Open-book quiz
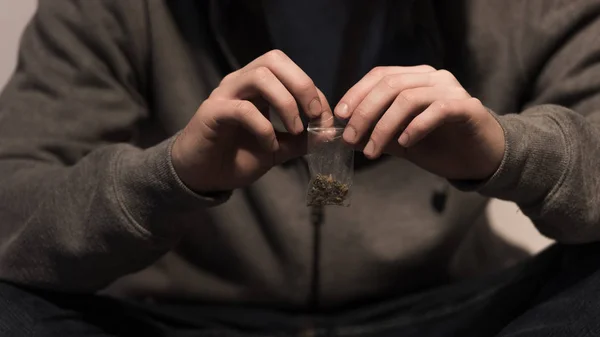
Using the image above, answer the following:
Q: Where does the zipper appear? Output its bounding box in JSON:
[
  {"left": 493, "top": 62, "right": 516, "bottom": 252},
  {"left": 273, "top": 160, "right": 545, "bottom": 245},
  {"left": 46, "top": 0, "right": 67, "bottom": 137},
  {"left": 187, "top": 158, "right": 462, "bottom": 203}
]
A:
[
  {"left": 207, "top": 0, "right": 324, "bottom": 310},
  {"left": 309, "top": 204, "right": 324, "bottom": 311}
]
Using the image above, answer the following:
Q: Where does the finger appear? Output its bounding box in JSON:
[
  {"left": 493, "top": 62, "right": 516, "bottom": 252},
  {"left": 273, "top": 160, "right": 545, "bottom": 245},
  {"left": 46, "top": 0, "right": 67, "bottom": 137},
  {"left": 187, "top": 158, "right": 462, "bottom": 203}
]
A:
[
  {"left": 316, "top": 88, "right": 333, "bottom": 118},
  {"left": 249, "top": 50, "right": 323, "bottom": 119},
  {"left": 335, "top": 65, "right": 436, "bottom": 119},
  {"left": 207, "top": 99, "right": 278, "bottom": 152},
  {"left": 309, "top": 88, "right": 335, "bottom": 129},
  {"left": 274, "top": 132, "right": 308, "bottom": 164},
  {"left": 349, "top": 136, "right": 405, "bottom": 158},
  {"left": 398, "top": 98, "right": 476, "bottom": 148},
  {"left": 216, "top": 66, "right": 303, "bottom": 135},
  {"left": 343, "top": 72, "right": 434, "bottom": 146},
  {"left": 364, "top": 86, "right": 470, "bottom": 158},
  {"left": 316, "top": 88, "right": 332, "bottom": 112},
  {"left": 432, "top": 69, "right": 462, "bottom": 87}
]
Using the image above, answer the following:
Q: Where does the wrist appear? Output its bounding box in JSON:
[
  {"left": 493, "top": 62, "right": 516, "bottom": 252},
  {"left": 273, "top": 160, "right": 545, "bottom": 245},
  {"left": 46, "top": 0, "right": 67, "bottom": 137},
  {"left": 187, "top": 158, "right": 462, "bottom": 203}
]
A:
[
  {"left": 451, "top": 108, "right": 569, "bottom": 206},
  {"left": 482, "top": 114, "right": 506, "bottom": 179},
  {"left": 171, "top": 131, "right": 229, "bottom": 195},
  {"left": 112, "top": 136, "right": 230, "bottom": 240}
]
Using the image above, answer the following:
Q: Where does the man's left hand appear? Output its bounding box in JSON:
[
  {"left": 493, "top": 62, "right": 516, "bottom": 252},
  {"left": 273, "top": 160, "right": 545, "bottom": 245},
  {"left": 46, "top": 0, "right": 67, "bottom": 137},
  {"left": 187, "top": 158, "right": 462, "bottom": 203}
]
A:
[{"left": 334, "top": 65, "right": 505, "bottom": 181}]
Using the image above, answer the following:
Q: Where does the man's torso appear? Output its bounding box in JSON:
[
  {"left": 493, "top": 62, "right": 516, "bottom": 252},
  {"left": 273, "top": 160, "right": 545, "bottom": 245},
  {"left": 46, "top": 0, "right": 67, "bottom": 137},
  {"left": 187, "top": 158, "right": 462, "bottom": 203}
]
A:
[{"left": 102, "top": 0, "right": 539, "bottom": 309}]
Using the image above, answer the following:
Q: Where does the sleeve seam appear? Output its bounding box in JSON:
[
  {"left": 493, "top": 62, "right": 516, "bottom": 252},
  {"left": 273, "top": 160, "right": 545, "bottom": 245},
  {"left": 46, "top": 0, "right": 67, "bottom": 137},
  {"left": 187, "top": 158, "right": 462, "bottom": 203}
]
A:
[
  {"left": 165, "top": 133, "right": 234, "bottom": 203},
  {"left": 110, "top": 147, "right": 154, "bottom": 240},
  {"left": 529, "top": 113, "right": 573, "bottom": 214}
]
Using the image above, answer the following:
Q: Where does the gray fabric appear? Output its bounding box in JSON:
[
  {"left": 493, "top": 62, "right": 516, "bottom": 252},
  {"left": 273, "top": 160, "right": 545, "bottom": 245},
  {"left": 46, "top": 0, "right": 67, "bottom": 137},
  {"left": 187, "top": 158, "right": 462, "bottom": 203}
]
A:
[{"left": 0, "top": 0, "right": 599, "bottom": 309}]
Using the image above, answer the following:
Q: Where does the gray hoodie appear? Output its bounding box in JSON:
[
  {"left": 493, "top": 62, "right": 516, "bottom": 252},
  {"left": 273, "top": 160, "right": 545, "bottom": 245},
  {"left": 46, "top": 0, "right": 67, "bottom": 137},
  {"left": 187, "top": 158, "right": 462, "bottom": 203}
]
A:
[{"left": 0, "top": 0, "right": 599, "bottom": 310}]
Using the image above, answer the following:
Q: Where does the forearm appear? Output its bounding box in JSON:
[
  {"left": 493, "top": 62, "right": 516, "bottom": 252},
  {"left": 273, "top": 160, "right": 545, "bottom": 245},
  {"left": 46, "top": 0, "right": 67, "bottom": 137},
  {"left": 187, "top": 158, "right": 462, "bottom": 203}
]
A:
[
  {"left": 456, "top": 105, "right": 600, "bottom": 243},
  {"left": 0, "top": 137, "right": 225, "bottom": 291}
]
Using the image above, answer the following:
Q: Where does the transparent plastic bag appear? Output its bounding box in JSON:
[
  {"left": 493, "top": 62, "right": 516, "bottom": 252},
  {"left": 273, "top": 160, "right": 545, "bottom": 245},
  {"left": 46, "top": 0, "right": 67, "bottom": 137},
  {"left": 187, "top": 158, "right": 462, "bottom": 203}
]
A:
[{"left": 305, "top": 115, "right": 354, "bottom": 207}]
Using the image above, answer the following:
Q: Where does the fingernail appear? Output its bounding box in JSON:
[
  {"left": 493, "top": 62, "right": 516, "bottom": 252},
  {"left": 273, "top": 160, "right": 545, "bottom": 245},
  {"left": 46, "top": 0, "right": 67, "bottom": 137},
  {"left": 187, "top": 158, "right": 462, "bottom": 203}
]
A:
[
  {"left": 335, "top": 103, "right": 349, "bottom": 118},
  {"left": 309, "top": 98, "right": 322, "bottom": 116},
  {"left": 294, "top": 116, "right": 304, "bottom": 133},
  {"left": 398, "top": 133, "right": 409, "bottom": 147},
  {"left": 364, "top": 139, "right": 375, "bottom": 156},
  {"left": 272, "top": 138, "right": 279, "bottom": 152},
  {"left": 343, "top": 125, "right": 357, "bottom": 143}
]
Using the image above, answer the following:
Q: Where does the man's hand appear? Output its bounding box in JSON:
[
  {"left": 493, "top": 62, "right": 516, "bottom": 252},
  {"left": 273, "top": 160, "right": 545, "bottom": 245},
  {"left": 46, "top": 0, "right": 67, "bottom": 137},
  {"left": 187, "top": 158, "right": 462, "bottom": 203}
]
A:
[
  {"left": 334, "top": 66, "right": 505, "bottom": 181},
  {"left": 172, "top": 50, "right": 327, "bottom": 192}
]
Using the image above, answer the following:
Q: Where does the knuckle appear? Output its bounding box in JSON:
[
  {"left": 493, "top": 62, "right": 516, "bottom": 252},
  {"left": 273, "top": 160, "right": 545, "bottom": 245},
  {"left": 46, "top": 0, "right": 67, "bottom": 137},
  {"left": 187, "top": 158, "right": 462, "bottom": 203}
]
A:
[
  {"left": 219, "top": 72, "right": 236, "bottom": 86},
  {"left": 354, "top": 106, "right": 370, "bottom": 120},
  {"left": 409, "top": 121, "right": 425, "bottom": 135},
  {"left": 398, "top": 90, "right": 420, "bottom": 112},
  {"left": 436, "top": 69, "right": 453, "bottom": 78},
  {"left": 458, "top": 87, "right": 471, "bottom": 98},
  {"left": 201, "top": 98, "right": 224, "bottom": 114},
  {"left": 198, "top": 99, "right": 222, "bottom": 127},
  {"left": 209, "top": 87, "right": 225, "bottom": 98},
  {"left": 371, "top": 123, "right": 392, "bottom": 140},
  {"left": 466, "top": 97, "right": 484, "bottom": 115},
  {"left": 280, "top": 96, "right": 298, "bottom": 113},
  {"left": 217, "top": 77, "right": 228, "bottom": 88},
  {"left": 369, "top": 66, "right": 387, "bottom": 78},
  {"left": 418, "top": 64, "right": 436, "bottom": 72},
  {"left": 295, "top": 78, "right": 316, "bottom": 94},
  {"left": 258, "top": 123, "right": 275, "bottom": 138},
  {"left": 436, "top": 69, "right": 460, "bottom": 85},
  {"left": 252, "top": 66, "right": 273, "bottom": 82},
  {"left": 234, "top": 100, "right": 255, "bottom": 117},
  {"left": 265, "top": 49, "right": 288, "bottom": 63},
  {"left": 198, "top": 98, "right": 213, "bottom": 113},
  {"left": 203, "top": 97, "right": 217, "bottom": 106},
  {"left": 449, "top": 87, "right": 470, "bottom": 99},
  {"left": 382, "top": 74, "right": 401, "bottom": 90},
  {"left": 469, "top": 97, "right": 482, "bottom": 106},
  {"left": 435, "top": 100, "right": 458, "bottom": 116},
  {"left": 434, "top": 100, "right": 452, "bottom": 114},
  {"left": 398, "top": 89, "right": 416, "bottom": 105}
]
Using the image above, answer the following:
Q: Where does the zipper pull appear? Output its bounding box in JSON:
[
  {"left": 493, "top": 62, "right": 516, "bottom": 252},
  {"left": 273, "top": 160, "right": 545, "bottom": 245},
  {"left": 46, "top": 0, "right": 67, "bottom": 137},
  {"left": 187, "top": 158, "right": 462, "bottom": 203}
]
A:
[{"left": 431, "top": 181, "right": 449, "bottom": 213}]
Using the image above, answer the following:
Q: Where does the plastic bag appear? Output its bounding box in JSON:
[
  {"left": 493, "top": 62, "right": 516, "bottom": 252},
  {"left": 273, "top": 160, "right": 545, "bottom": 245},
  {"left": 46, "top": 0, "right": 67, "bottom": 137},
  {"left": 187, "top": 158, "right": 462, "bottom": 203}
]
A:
[{"left": 305, "top": 114, "right": 354, "bottom": 207}]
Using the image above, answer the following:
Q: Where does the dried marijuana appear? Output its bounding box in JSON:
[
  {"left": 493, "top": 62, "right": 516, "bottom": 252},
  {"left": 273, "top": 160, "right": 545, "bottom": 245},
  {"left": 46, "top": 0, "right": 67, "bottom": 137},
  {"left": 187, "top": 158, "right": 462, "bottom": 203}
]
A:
[{"left": 307, "top": 173, "right": 349, "bottom": 206}]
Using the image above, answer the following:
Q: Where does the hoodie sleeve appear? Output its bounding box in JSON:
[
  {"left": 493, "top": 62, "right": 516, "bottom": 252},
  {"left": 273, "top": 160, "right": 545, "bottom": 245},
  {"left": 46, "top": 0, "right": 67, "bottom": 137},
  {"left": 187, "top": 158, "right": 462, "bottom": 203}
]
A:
[
  {"left": 0, "top": 0, "right": 225, "bottom": 292},
  {"left": 454, "top": 1, "right": 600, "bottom": 243}
]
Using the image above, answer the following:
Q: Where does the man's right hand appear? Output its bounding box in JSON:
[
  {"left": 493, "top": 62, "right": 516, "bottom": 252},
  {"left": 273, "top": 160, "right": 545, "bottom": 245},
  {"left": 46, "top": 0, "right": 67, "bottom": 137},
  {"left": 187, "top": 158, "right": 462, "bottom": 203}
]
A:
[{"left": 171, "top": 50, "right": 325, "bottom": 193}]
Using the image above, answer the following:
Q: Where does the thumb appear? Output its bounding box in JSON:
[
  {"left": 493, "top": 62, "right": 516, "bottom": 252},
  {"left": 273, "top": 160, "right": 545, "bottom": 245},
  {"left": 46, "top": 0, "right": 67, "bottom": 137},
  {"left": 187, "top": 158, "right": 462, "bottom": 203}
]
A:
[{"left": 274, "top": 132, "right": 307, "bottom": 164}]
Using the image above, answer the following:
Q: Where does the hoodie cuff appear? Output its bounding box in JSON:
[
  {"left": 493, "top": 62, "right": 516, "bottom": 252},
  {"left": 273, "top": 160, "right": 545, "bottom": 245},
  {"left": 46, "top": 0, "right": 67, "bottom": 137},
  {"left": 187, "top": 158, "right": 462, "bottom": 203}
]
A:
[
  {"left": 113, "top": 135, "right": 231, "bottom": 239},
  {"left": 451, "top": 107, "right": 570, "bottom": 208}
]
